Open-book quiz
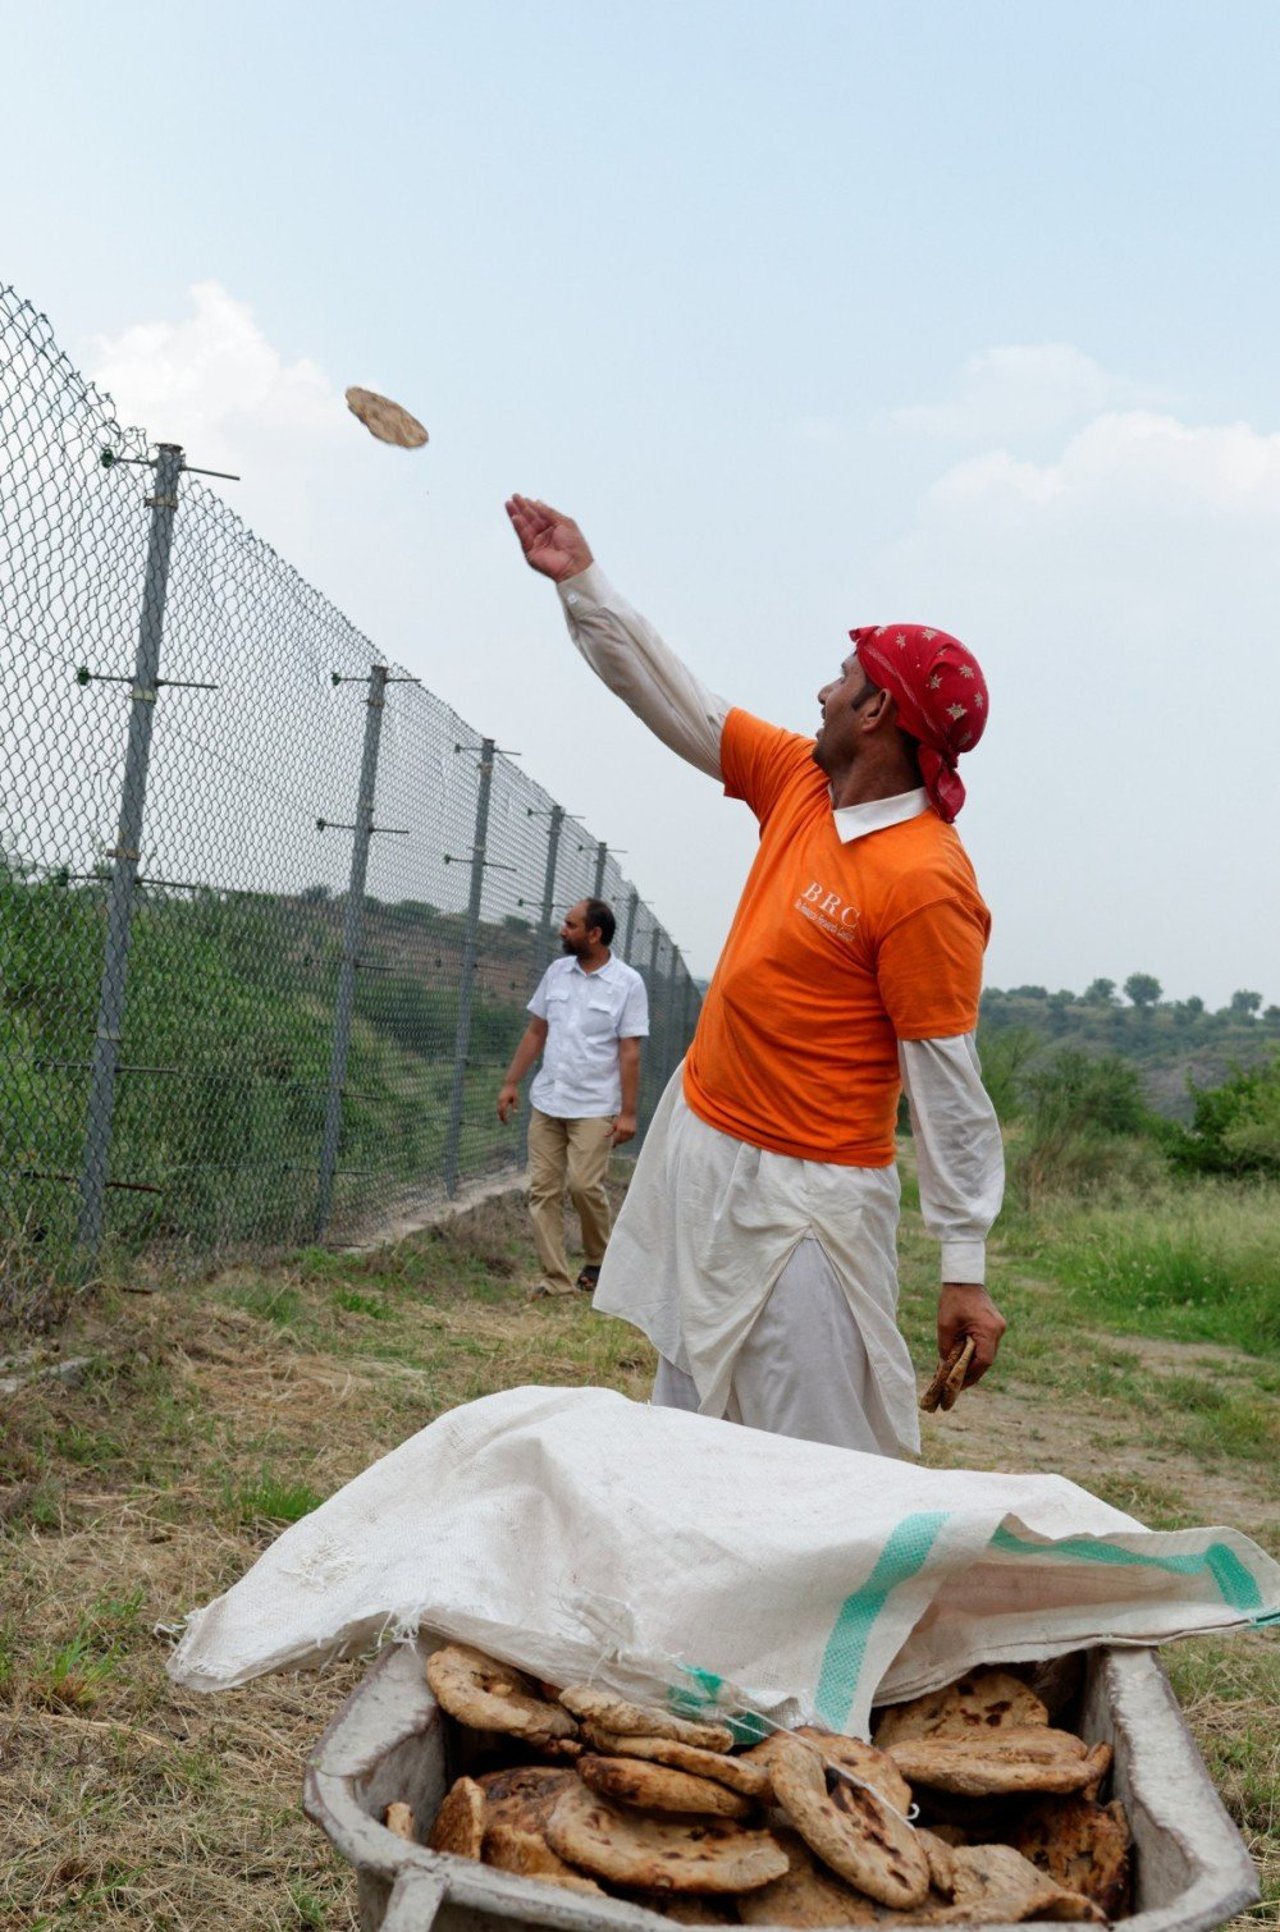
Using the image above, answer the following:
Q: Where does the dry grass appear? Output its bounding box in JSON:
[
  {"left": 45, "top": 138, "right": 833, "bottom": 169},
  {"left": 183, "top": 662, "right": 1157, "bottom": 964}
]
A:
[{"left": 2, "top": 1178, "right": 1278, "bottom": 1928}]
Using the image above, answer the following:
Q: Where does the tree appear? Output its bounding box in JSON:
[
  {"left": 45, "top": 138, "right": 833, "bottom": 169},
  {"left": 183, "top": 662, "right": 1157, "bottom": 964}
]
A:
[
  {"left": 1229, "top": 989, "right": 1263, "bottom": 1022},
  {"left": 1124, "top": 973, "right": 1162, "bottom": 1012},
  {"left": 1084, "top": 978, "right": 1117, "bottom": 1006}
]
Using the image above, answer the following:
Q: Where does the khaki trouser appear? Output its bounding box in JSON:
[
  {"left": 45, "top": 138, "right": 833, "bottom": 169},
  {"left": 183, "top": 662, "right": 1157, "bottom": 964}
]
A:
[{"left": 527, "top": 1109, "right": 614, "bottom": 1295}]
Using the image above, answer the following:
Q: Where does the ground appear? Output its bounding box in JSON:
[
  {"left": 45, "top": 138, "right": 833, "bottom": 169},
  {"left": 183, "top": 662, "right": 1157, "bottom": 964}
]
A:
[{"left": 1, "top": 1181, "right": 1277, "bottom": 1930}]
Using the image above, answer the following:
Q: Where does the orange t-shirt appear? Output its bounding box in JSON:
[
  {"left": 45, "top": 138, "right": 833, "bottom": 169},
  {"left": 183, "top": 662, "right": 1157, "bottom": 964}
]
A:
[{"left": 682, "top": 709, "right": 991, "bottom": 1167}]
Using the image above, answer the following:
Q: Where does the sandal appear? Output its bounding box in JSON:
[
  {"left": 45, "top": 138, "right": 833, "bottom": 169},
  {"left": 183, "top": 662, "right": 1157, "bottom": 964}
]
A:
[{"left": 576, "top": 1265, "right": 601, "bottom": 1293}]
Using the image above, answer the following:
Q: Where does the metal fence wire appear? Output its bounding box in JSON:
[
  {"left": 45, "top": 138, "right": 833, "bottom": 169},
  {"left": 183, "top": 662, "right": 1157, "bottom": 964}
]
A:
[{"left": 0, "top": 285, "right": 702, "bottom": 1275}]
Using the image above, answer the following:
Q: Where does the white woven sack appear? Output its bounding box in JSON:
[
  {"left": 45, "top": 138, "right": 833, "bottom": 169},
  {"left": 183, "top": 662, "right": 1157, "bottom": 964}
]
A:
[{"left": 168, "top": 1385, "right": 1280, "bottom": 1737}]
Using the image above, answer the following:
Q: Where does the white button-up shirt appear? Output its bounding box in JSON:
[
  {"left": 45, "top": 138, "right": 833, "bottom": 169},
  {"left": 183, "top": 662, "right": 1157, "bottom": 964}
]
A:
[{"left": 528, "top": 954, "right": 650, "bottom": 1119}]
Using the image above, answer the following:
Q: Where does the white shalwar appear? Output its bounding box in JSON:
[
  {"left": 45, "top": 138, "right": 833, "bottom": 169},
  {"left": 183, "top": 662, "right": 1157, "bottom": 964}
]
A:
[{"left": 556, "top": 565, "right": 1005, "bottom": 1457}]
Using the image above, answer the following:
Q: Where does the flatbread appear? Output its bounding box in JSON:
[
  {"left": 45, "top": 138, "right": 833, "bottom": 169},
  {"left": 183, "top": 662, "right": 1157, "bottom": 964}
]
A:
[
  {"left": 577, "top": 1753, "right": 753, "bottom": 1820},
  {"left": 939, "top": 1338, "right": 976, "bottom": 1410},
  {"left": 560, "top": 1687, "right": 733, "bottom": 1752},
  {"left": 585, "top": 1729, "right": 770, "bottom": 1798},
  {"left": 483, "top": 1821, "right": 605, "bottom": 1894},
  {"left": 546, "top": 1782, "right": 789, "bottom": 1894},
  {"left": 766, "top": 1730, "right": 930, "bottom": 1911},
  {"left": 915, "top": 1827, "right": 958, "bottom": 1899},
  {"left": 796, "top": 1728, "right": 914, "bottom": 1817},
  {"left": 1081, "top": 1740, "right": 1112, "bottom": 1799},
  {"left": 888, "top": 1731, "right": 1104, "bottom": 1800},
  {"left": 384, "top": 1801, "right": 416, "bottom": 1842},
  {"left": 475, "top": 1764, "right": 576, "bottom": 1832},
  {"left": 874, "top": 1670, "right": 1049, "bottom": 1749},
  {"left": 738, "top": 1827, "right": 880, "bottom": 1926},
  {"left": 923, "top": 1842, "right": 1106, "bottom": 1923},
  {"left": 1011, "top": 1795, "right": 1131, "bottom": 1918},
  {"left": 426, "top": 1644, "right": 577, "bottom": 1743},
  {"left": 531, "top": 1736, "right": 583, "bottom": 1761},
  {"left": 427, "top": 1775, "right": 486, "bottom": 1857},
  {"left": 884, "top": 1728, "right": 1102, "bottom": 1798},
  {"left": 743, "top": 1729, "right": 912, "bottom": 1816},
  {"left": 345, "top": 385, "right": 428, "bottom": 448},
  {"left": 920, "top": 1338, "right": 974, "bottom": 1413}
]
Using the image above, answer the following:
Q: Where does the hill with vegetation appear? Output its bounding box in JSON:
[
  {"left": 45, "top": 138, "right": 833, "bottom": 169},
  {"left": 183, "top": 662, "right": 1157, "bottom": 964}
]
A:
[{"left": 980, "top": 974, "right": 1280, "bottom": 1121}]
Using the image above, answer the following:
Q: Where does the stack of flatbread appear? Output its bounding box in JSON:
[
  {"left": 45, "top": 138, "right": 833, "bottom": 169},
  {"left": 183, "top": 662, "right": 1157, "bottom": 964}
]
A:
[{"left": 382, "top": 1645, "right": 1133, "bottom": 1925}]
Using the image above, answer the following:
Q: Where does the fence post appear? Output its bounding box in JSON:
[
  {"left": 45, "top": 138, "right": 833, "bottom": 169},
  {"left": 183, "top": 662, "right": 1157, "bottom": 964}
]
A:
[
  {"left": 640, "top": 925, "right": 663, "bottom": 1137},
  {"left": 77, "top": 443, "right": 184, "bottom": 1254},
  {"left": 667, "top": 947, "right": 683, "bottom": 1085},
  {"left": 538, "top": 804, "right": 564, "bottom": 966},
  {"left": 623, "top": 886, "right": 639, "bottom": 963},
  {"left": 315, "top": 664, "right": 389, "bottom": 1238},
  {"left": 592, "top": 839, "right": 607, "bottom": 899},
  {"left": 443, "top": 738, "right": 495, "bottom": 1196}
]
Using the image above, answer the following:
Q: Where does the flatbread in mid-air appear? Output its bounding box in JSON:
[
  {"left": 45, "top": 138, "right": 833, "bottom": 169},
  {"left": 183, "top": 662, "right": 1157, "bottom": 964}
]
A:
[{"left": 345, "top": 384, "right": 429, "bottom": 448}]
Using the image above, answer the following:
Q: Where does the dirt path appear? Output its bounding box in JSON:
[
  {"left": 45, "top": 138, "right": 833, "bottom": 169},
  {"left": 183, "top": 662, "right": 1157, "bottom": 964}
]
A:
[{"left": 924, "top": 1330, "right": 1279, "bottom": 1531}]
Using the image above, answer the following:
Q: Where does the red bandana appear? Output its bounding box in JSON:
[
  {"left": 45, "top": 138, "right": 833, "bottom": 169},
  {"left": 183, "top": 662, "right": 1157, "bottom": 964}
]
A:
[{"left": 850, "top": 624, "right": 988, "bottom": 823}]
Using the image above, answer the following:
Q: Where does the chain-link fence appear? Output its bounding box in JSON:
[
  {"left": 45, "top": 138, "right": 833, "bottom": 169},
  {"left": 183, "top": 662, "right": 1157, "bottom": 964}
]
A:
[{"left": 0, "top": 285, "right": 701, "bottom": 1284}]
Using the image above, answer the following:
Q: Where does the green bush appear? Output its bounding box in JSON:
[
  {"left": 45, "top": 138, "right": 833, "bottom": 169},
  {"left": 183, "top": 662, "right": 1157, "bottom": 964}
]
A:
[
  {"left": 975, "top": 1025, "right": 1038, "bottom": 1123},
  {"left": 1169, "top": 1055, "right": 1280, "bottom": 1176},
  {"left": 1024, "top": 1049, "right": 1150, "bottom": 1136},
  {"left": 1004, "top": 1047, "right": 1166, "bottom": 1207}
]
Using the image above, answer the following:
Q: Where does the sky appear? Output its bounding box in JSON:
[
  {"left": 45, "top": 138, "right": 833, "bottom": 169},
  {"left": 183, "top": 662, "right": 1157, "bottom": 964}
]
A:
[{"left": 4, "top": 0, "right": 1279, "bottom": 1005}]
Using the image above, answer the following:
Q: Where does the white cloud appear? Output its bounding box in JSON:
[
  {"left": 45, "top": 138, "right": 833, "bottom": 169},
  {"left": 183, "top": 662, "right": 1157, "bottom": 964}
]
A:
[
  {"left": 929, "top": 409, "right": 1280, "bottom": 519},
  {"left": 89, "top": 281, "right": 340, "bottom": 460},
  {"left": 86, "top": 282, "right": 360, "bottom": 563},
  {"left": 890, "top": 342, "right": 1151, "bottom": 446},
  {"left": 864, "top": 369, "right": 1280, "bottom": 1006}
]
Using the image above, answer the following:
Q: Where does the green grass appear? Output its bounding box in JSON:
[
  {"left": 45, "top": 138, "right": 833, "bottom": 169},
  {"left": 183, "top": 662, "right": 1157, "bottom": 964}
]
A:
[
  {"left": 1165, "top": 1634, "right": 1280, "bottom": 1922},
  {"left": 1008, "top": 1182, "right": 1280, "bottom": 1356},
  {"left": 329, "top": 1287, "right": 391, "bottom": 1319},
  {"left": 30, "top": 1629, "right": 121, "bottom": 1710},
  {"left": 225, "top": 1471, "right": 325, "bottom": 1528},
  {"left": 226, "top": 1279, "right": 308, "bottom": 1328}
]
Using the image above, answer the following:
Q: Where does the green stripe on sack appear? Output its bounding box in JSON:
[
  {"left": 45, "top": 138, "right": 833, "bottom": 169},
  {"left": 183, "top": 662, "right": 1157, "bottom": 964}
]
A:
[
  {"left": 815, "top": 1511, "right": 950, "bottom": 1731},
  {"left": 671, "top": 1666, "right": 769, "bottom": 1743},
  {"left": 988, "top": 1527, "right": 1265, "bottom": 1612}
]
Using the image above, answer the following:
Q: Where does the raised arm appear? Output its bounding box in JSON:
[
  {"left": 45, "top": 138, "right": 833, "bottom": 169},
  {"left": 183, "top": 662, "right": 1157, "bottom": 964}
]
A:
[{"left": 505, "top": 495, "right": 728, "bottom": 780}]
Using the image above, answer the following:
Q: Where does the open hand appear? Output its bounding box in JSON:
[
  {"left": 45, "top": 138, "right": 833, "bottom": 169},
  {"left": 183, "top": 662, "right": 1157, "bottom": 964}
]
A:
[
  {"left": 505, "top": 495, "right": 594, "bottom": 583},
  {"left": 937, "top": 1283, "right": 1007, "bottom": 1387}
]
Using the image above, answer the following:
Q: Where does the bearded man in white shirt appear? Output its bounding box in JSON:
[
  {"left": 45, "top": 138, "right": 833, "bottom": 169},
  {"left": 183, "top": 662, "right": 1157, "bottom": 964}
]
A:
[
  {"left": 499, "top": 896, "right": 650, "bottom": 1298},
  {"left": 505, "top": 494, "right": 1007, "bottom": 1455}
]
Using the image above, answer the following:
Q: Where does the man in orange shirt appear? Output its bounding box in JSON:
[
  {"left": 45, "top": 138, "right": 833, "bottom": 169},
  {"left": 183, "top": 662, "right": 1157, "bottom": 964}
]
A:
[{"left": 506, "top": 495, "right": 1006, "bottom": 1456}]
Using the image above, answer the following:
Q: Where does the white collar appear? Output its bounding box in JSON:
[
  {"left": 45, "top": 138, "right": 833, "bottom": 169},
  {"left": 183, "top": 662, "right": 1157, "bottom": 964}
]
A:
[{"left": 831, "top": 787, "right": 929, "bottom": 845}]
